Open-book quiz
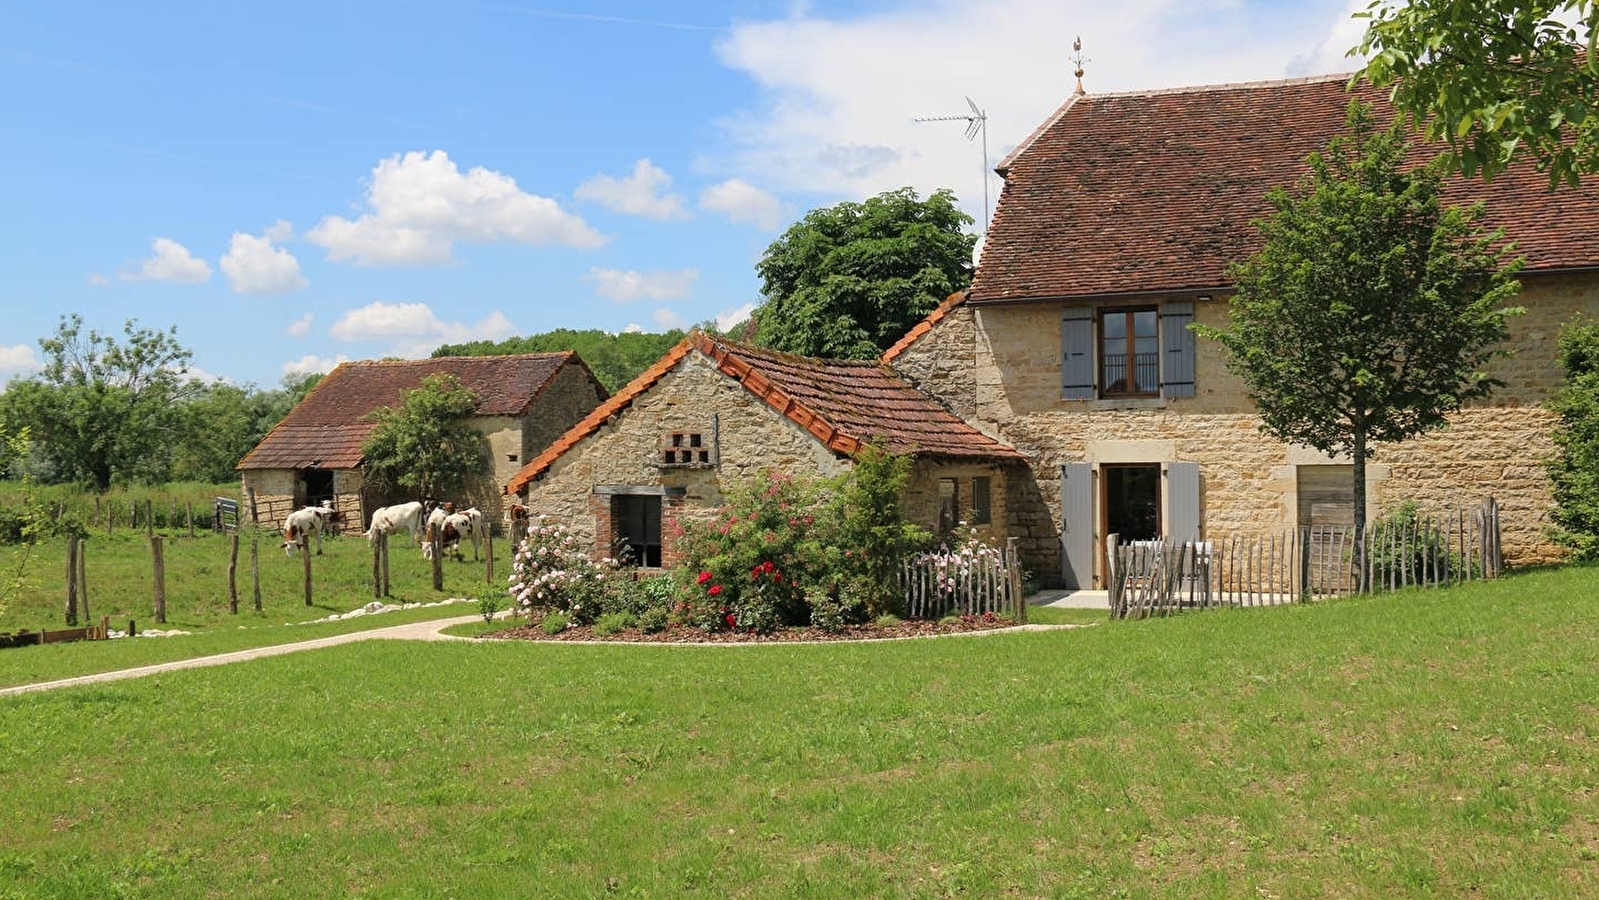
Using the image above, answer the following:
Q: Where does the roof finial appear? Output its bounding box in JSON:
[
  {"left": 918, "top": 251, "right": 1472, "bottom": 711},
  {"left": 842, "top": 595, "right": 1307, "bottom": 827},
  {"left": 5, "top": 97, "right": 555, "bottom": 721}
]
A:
[{"left": 1070, "top": 35, "right": 1088, "bottom": 95}]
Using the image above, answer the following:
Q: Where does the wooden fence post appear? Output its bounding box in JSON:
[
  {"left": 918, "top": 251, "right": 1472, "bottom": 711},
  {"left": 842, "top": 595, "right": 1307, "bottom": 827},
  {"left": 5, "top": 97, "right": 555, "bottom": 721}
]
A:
[
  {"left": 151, "top": 536, "right": 166, "bottom": 624},
  {"left": 251, "top": 531, "right": 262, "bottom": 612},
  {"left": 227, "top": 531, "right": 240, "bottom": 614},
  {"left": 303, "top": 543, "right": 313, "bottom": 606},
  {"left": 372, "top": 531, "right": 384, "bottom": 600},
  {"left": 485, "top": 527, "right": 495, "bottom": 585},
  {"left": 187, "top": 502, "right": 196, "bottom": 538},
  {"left": 145, "top": 499, "right": 154, "bottom": 538},
  {"left": 64, "top": 535, "right": 79, "bottom": 626},
  {"left": 247, "top": 486, "right": 259, "bottom": 525},
  {"left": 1007, "top": 537, "right": 1025, "bottom": 624},
  {"left": 381, "top": 531, "right": 391, "bottom": 598},
  {"left": 78, "top": 537, "right": 89, "bottom": 623},
  {"left": 430, "top": 532, "right": 444, "bottom": 592}
]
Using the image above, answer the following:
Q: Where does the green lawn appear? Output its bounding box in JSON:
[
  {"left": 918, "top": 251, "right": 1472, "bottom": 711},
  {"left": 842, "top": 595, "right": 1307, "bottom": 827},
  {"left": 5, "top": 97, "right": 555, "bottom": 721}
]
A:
[{"left": 2, "top": 565, "right": 1595, "bottom": 898}]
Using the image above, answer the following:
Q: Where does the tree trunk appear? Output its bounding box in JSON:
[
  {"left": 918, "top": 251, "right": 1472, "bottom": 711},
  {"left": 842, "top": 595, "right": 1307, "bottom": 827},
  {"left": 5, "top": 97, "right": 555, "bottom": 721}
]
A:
[{"left": 1353, "top": 428, "right": 1368, "bottom": 593}]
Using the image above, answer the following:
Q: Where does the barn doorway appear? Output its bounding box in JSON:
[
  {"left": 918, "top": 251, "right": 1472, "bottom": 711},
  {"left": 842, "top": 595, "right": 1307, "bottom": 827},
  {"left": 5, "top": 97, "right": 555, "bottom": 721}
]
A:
[{"left": 297, "top": 469, "right": 334, "bottom": 508}]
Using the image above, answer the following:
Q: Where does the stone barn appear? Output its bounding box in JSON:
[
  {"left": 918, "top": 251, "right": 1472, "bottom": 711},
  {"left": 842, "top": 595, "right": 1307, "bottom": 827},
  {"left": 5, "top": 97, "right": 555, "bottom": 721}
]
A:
[
  {"left": 505, "top": 331, "right": 1026, "bottom": 568},
  {"left": 239, "top": 354, "right": 607, "bottom": 528},
  {"left": 885, "top": 71, "right": 1599, "bottom": 587}
]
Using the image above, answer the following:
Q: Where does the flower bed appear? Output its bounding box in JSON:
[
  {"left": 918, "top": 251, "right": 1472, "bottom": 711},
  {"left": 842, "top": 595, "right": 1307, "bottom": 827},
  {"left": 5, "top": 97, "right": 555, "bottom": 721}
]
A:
[{"left": 483, "top": 611, "right": 1018, "bottom": 644}]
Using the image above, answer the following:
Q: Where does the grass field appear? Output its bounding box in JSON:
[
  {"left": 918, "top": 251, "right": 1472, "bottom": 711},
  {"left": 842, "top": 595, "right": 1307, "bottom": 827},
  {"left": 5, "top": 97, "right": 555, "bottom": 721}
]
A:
[
  {"left": 0, "top": 525, "right": 503, "bottom": 635},
  {"left": 1, "top": 564, "right": 1595, "bottom": 898}
]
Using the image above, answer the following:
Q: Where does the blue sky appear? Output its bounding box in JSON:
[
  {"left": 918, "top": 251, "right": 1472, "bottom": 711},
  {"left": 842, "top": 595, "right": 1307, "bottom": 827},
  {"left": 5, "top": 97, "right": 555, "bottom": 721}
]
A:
[{"left": 0, "top": 0, "right": 1365, "bottom": 388}]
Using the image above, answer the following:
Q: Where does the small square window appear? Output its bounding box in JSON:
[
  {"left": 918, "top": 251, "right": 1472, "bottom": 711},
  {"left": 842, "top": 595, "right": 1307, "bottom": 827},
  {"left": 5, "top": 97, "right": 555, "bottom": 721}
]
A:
[{"left": 661, "top": 432, "right": 712, "bottom": 467}]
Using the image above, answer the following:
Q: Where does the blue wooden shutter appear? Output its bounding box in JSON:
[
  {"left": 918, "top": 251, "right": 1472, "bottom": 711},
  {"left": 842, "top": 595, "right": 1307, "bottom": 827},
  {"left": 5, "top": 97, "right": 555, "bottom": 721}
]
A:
[
  {"left": 1164, "top": 461, "right": 1201, "bottom": 541},
  {"left": 1060, "top": 463, "right": 1094, "bottom": 588},
  {"left": 1159, "top": 301, "right": 1196, "bottom": 399},
  {"left": 1061, "top": 307, "right": 1094, "bottom": 399}
]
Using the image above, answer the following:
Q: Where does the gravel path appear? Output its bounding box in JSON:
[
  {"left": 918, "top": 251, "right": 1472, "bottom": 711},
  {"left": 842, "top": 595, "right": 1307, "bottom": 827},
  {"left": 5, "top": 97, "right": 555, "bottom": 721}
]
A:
[{"left": 0, "top": 614, "right": 483, "bottom": 698}]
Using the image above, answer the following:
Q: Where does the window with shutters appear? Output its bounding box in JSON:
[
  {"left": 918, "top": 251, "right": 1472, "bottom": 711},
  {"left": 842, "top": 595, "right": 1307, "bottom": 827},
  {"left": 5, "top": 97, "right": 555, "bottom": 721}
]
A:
[{"left": 1061, "top": 301, "right": 1196, "bottom": 401}]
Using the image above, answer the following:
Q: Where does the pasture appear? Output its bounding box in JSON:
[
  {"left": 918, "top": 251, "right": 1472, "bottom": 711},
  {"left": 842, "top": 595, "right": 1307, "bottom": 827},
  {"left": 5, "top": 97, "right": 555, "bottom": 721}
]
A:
[{"left": 2, "top": 565, "right": 1597, "bottom": 898}]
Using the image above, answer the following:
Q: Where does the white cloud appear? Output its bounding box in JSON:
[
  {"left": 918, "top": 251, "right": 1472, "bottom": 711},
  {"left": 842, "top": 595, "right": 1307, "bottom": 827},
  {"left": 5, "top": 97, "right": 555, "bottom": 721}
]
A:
[
  {"left": 715, "top": 302, "right": 758, "bottom": 332},
  {"left": 0, "top": 344, "right": 41, "bottom": 382},
  {"left": 575, "top": 159, "right": 691, "bottom": 220},
  {"left": 651, "top": 308, "right": 688, "bottom": 331},
  {"left": 328, "top": 301, "right": 519, "bottom": 357},
  {"left": 710, "top": 0, "right": 1358, "bottom": 223},
  {"left": 622, "top": 322, "right": 645, "bottom": 333},
  {"left": 281, "top": 354, "right": 350, "bottom": 377},
  {"left": 221, "top": 221, "right": 308, "bottom": 294},
  {"left": 699, "top": 178, "right": 783, "bottom": 230},
  {"left": 87, "top": 273, "right": 110, "bottom": 287},
  {"left": 306, "top": 150, "right": 605, "bottom": 266},
  {"left": 586, "top": 267, "right": 699, "bottom": 302},
  {"left": 122, "top": 237, "right": 212, "bottom": 284},
  {"left": 286, "top": 313, "right": 314, "bottom": 337},
  {"left": 1293, "top": 0, "right": 1373, "bottom": 75},
  {"left": 180, "top": 364, "right": 231, "bottom": 385}
]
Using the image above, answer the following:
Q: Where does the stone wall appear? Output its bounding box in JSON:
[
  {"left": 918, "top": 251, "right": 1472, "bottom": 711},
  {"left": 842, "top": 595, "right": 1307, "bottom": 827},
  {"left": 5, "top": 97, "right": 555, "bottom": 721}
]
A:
[
  {"left": 519, "top": 353, "right": 850, "bottom": 562},
  {"left": 888, "top": 273, "right": 1595, "bottom": 583}
]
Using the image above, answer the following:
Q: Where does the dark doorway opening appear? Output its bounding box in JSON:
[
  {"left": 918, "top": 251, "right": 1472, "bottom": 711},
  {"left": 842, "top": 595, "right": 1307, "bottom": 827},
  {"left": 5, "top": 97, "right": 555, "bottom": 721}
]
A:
[
  {"left": 614, "top": 494, "right": 662, "bottom": 567},
  {"left": 1103, "top": 464, "right": 1161, "bottom": 542},
  {"left": 298, "top": 469, "right": 334, "bottom": 508}
]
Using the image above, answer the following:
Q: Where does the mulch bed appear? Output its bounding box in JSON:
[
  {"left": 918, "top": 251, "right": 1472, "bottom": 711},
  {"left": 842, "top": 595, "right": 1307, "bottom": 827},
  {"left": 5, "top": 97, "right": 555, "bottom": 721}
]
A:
[{"left": 482, "top": 614, "right": 1020, "bottom": 644}]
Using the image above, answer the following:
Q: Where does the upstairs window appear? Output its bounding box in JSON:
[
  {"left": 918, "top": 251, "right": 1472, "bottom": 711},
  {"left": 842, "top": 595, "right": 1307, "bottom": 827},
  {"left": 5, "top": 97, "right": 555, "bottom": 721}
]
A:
[
  {"left": 1062, "top": 301, "right": 1196, "bottom": 400},
  {"left": 1099, "top": 308, "right": 1160, "bottom": 397}
]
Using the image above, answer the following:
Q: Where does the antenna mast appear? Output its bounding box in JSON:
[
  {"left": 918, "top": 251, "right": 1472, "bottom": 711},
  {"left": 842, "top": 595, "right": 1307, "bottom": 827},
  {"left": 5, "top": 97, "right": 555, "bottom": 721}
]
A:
[{"left": 914, "top": 95, "right": 990, "bottom": 234}]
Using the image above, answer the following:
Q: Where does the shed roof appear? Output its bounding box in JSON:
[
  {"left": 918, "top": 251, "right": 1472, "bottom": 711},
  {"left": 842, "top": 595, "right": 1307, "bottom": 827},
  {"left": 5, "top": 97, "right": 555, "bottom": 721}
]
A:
[
  {"left": 238, "top": 353, "right": 599, "bottom": 471},
  {"left": 970, "top": 72, "right": 1599, "bottom": 305},
  {"left": 506, "top": 331, "right": 1022, "bottom": 494}
]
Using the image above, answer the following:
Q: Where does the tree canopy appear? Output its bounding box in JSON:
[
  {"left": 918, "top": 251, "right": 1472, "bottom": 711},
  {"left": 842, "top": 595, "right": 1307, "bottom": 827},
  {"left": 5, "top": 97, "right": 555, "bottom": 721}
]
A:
[
  {"left": 434, "top": 328, "right": 686, "bottom": 393},
  {"left": 754, "top": 187, "right": 975, "bottom": 359},
  {"left": 1198, "top": 104, "right": 1524, "bottom": 554},
  {"left": 0, "top": 315, "right": 197, "bottom": 490},
  {"left": 360, "top": 374, "right": 489, "bottom": 501},
  {"left": 1356, "top": 0, "right": 1599, "bottom": 186}
]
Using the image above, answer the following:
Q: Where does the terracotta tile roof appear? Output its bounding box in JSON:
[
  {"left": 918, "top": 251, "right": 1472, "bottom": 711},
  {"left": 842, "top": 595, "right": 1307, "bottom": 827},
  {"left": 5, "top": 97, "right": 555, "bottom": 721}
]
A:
[
  {"left": 505, "top": 331, "right": 1022, "bottom": 494},
  {"left": 238, "top": 353, "right": 599, "bottom": 471},
  {"left": 971, "top": 73, "right": 1599, "bottom": 304},
  {"left": 880, "top": 290, "right": 969, "bottom": 364}
]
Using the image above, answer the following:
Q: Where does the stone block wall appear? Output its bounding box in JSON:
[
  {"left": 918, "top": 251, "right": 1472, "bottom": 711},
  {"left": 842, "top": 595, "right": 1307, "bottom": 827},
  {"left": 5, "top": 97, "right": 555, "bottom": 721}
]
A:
[
  {"left": 521, "top": 353, "right": 850, "bottom": 564},
  {"left": 887, "top": 273, "right": 1595, "bottom": 583}
]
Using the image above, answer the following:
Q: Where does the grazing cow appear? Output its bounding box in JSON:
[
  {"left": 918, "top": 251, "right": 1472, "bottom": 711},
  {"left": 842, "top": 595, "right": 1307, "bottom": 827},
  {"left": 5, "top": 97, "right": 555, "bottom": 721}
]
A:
[
  {"left": 366, "top": 501, "right": 425, "bottom": 547},
  {"left": 281, "top": 507, "right": 329, "bottom": 556},
  {"left": 442, "top": 508, "right": 484, "bottom": 561}
]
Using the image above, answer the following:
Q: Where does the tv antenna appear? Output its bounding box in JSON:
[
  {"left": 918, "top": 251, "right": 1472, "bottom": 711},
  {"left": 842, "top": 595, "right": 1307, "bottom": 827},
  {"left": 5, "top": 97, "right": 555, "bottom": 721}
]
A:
[{"left": 915, "top": 95, "right": 990, "bottom": 234}]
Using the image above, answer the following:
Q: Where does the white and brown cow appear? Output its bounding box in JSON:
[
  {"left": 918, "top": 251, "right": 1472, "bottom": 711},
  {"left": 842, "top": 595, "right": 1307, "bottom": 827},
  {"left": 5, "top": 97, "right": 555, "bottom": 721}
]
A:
[
  {"left": 442, "top": 508, "right": 484, "bottom": 561},
  {"left": 281, "top": 506, "right": 331, "bottom": 556},
  {"left": 366, "top": 501, "right": 425, "bottom": 547}
]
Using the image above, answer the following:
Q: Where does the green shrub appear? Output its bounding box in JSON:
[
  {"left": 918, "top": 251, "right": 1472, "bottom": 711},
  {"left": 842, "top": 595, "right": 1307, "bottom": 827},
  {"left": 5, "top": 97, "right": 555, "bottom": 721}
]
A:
[
  {"left": 508, "top": 518, "right": 620, "bottom": 625},
  {"left": 874, "top": 613, "right": 902, "bottom": 628},
  {"left": 807, "top": 589, "right": 849, "bottom": 633},
  {"left": 593, "top": 611, "right": 635, "bottom": 636},
  {"left": 475, "top": 589, "right": 503, "bottom": 625},
  {"left": 1368, "top": 501, "right": 1470, "bottom": 586},
  {"left": 938, "top": 614, "right": 961, "bottom": 627},
  {"left": 540, "top": 611, "right": 570, "bottom": 635},
  {"left": 1548, "top": 319, "right": 1599, "bottom": 559},
  {"left": 636, "top": 606, "right": 668, "bottom": 634}
]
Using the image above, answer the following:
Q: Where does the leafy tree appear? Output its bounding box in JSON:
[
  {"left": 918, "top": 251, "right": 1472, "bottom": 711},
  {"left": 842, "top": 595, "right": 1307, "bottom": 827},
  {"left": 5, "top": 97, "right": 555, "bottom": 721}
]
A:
[
  {"left": 1356, "top": 0, "right": 1599, "bottom": 186},
  {"left": 1546, "top": 319, "right": 1599, "bottom": 558},
  {"left": 361, "top": 374, "right": 490, "bottom": 500},
  {"left": 169, "top": 380, "right": 303, "bottom": 484},
  {"left": 823, "top": 443, "right": 931, "bottom": 618},
  {"left": 754, "top": 187, "right": 975, "bottom": 359},
  {"left": 1197, "top": 105, "right": 1524, "bottom": 575},
  {"left": 434, "top": 328, "right": 685, "bottom": 393},
  {"left": 1, "top": 315, "right": 196, "bottom": 490}
]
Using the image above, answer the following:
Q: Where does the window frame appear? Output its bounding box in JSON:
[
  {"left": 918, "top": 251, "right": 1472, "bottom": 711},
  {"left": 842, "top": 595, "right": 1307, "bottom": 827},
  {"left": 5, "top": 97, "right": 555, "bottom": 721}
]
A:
[{"left": 1097, "top": 306, "right": 1161, "bottom": 399}]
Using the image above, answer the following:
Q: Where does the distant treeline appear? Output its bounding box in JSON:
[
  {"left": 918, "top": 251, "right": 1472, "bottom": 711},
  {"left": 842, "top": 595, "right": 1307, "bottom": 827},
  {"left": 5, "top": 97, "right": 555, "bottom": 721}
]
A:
[{"left": 433, "top": 328, "right": 691, "bottom": 393}]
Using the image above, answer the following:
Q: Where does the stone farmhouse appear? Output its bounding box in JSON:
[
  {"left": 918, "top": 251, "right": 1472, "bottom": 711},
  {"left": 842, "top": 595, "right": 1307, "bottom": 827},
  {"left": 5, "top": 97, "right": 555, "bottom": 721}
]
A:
[
  {"left": 504, "top": 331, "right": 1025, "bottom": 567},
  {"left": 239, "top": 354, "right": 606, "bottom": 527},
  {"left": 886, "top": 72, "right": 1599, "bottom": 588}
]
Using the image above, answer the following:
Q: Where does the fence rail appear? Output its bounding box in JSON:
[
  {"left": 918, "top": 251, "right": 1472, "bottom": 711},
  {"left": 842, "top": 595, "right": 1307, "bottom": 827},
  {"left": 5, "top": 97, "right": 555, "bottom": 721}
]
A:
[
  {"left": 899, "top": 536, "right": 1027, "bottom": 622},
  {"left": 1109, "top": 498, "right": 1502, "bottom": 619}
]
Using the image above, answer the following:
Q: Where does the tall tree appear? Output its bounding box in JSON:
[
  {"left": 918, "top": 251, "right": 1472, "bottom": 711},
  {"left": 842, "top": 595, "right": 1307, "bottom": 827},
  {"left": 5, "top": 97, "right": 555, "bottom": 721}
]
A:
[
  {"left": 1356, "top": 0, "right": 1599, "bottom": 187},
  {"left": 434, "top": 328, "right": 685, "bottom": 393},
  {"left": 1, "top": 315, "right": 195, "bottom": 489},
  {"left": 361, "top": 374, "right": 489, "bottom": 500},
  {"left": 754, "top": 187, "right": 975, "bottom": 359},
  {"left": 1197, "top": 105, "right": 1524, "bottom": 573}
]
